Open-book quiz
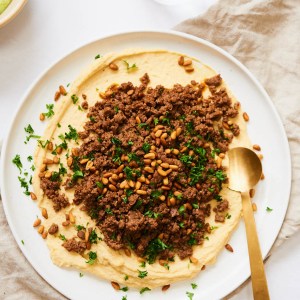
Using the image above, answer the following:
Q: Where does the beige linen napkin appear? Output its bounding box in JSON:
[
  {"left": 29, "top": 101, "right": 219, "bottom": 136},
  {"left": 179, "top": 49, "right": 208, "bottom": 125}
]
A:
[{"left": 1, "top": 0, "right": 299, "bottom": 299}]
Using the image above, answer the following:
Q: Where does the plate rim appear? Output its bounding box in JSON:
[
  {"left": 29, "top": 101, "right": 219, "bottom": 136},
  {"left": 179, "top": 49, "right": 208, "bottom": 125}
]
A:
[{"left": 0, "top": 29, "right": 292, "bottom": 300}]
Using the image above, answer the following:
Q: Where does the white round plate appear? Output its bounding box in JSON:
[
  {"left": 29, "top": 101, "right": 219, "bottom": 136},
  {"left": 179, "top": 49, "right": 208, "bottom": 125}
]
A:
[{"left": 0, "top": 31, "right": 291, "bottom": 300}]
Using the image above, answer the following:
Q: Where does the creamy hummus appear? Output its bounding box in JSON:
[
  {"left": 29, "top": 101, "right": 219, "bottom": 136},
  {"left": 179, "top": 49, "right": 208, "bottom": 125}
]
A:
[{"left": 33, "top": 50, "right": 251, "bottom": 288}]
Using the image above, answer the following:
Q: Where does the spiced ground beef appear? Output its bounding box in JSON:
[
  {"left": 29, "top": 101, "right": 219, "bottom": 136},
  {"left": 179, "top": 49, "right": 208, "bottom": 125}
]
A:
[{"left": 41, "top": 73, "right": 239, "bottom": 262}]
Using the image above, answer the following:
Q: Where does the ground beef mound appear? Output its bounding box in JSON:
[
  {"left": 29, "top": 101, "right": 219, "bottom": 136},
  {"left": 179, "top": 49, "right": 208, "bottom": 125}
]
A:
[{"left": 41, "top": 73, "right": 239, "bottom": 263}]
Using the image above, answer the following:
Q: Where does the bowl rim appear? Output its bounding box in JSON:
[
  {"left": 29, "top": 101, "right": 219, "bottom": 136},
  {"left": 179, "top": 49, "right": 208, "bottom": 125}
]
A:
[{"left": 0, "top": 0, "right": 28, "bottom": 29}]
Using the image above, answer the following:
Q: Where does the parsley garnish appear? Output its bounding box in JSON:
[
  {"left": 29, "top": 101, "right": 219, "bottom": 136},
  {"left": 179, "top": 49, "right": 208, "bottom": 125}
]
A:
[
  {"left": 142, "top": 142, "right": 151, "bottom": 153},
  {"left": 163, "top": 263, "right": 170, "bottom": 270},
  {"left": 111, "top": 137, "right": 121, "bottom": 145},
  {"left": 178, "top": 205, "right": 185, "bottom": 214},
  {"left": 42, "top": 104, "right": 54, "bottom": 118},
  {"left": 59, "top": 234, "right": 67, "bottom": 241},
  {"left": 122, "top": 296, "right": 127, "bottom": 300},
  {"left": 12, "top": 154, "right": 22, "bottom": 173},
  {"left": 96, "top": 181, "right": 104, "bottom": 189},
  {"left": 153, "top": 118, "right": 159, "bottom": 126},
  {"left": 21, "top": 240, "right": 24, "bottom": 245},
  {"left": 179, "top": 222, "right": 185, "bottom": 228},
  {"left": 124, "top": 275, "right": 129, "bottom": 281},
  {"left": 180, "top": 154, "right": 193, "bottom": 165},
  {"left": 140, "top": 287, "right": 151, "bottom": 294},
  {"left": 89, "top": 229, "right": 101, "bottom": 244},
  {"left": 71, "top": 94, "right": 79, "bottom": 104},
  {"left": 114, "top": 106, "right": 119, "bottom": 113},
  {"left": 27, "top": 156, "right": 33, "bottom": 162},
  {"left": 191, "top": 283, "right": 198, "bottom": 289},
  {"left": 138, "top": 123, "right": 150, "bottom": 130},
  {"left": 139, "top": 261, "right": 146, "bottom": 268},
  {"left": 128, "top": 140, "right": 134, "bottom": 146},
  {"left": 75, "top": 224, "right": 85, "bottom": 231},
  {"left": 65, "top": 125, "right": 78, "bottom": 142},
  {"left": 95, "top": 54, "right": 101, "bottom": 59},
  {"left": 186, "top": 291, "right": 194, "bottom": 300},
  {"left": 37, "top": 139, "right": 50, "bottom": 148},
  {"left": 72, "top": 170, "right": 84, "bottom": 182},
  {"left": 24, "top": 124, "right": 41, "bottom": 142},
  {"left": 123, "top": 60, "right": 138, "bottom": 72},
  {"left": 86, "top": 251, "right": 97, "bottom": 265},
  {"left": 79, "top": 273, "right": 84, "bottom": 277},
  {"left": 120, "top": 286, "right": 128, "bottom": 292},
  {"left": 266, "top": 207, "right": 273, "bottom": 212},
  {"left": 127, "top": 153, "right": 140, "bottom": 163},
  {"left": 145, "top": 238, "right": 168, "bottom": 264},
  {"left": 150, "top": 190, "right": 162, "bottom": 200}
]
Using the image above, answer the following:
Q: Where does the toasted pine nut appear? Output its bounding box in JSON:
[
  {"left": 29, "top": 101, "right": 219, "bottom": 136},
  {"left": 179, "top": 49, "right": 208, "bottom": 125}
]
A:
[
  {"left": 169, "top": 197, "right": 176, "bottom": 206},
  {"left": 135, "top": 181, "right": 142, "bottom": 190},
  {"left": 109, "top": 63, "right": 118, "bottom": 71},
  {"left": 30, "top": 192, "right": 37, "bottom": 200},
  {"left": 158, "top": 233, "right": 164, "bottom": 240},
  {"left": 252, "top": 203, "right": 257, "bottom": 212},
  {"left": 184, "top": 203, "right": 193, "bottom": 210},
  {"left": 86, "top": 161, "right": 94, "bottom": 170},
  {"left": 116, "top": 164, "right": 124, "bottom": 173},
  {"left": 53, "top": 156, "right": 59, "bottom": 164},
  {"left": 243, "top": 112, "right": 249, "bottom": 122},
  {"left": 54, "top": 91, "right": 60, "bottom": 101},
  {"left": 176, "top": 127, "right": 182, "bottom": 136},
  {"left": 249, "top": 188, "right": 255, "bottom": 198},
  {"left": 172, "top": 149, "right": 179, "bottom": 155},
  {"left": 136, "top": 116, "right": 141, "bottom": 124},
  {"left": 47, "top": 142, "right": 53, "bottom": 151},
  {"left": 160, "top": 162, "right": 170, "bottom": 169},
  {"left": 174, "top": 182, "right": 181, "bottom": 189},
  {"left": 169, "top": 164, "right": 179, "bottom": 170},
  {"left": 253, "top": 144, "right": 261, "bottom": 151},
  {"left": 185, "top": 66, "right": 194, "bottom": 73},
  {"left": 170, "top": 131, "right": 177, "bottom": 140},
  {"left": 201, "top": 265, "right": 206, "bottom": 270},
  {"left": 144, "top": 159, "right": 151, "bottom": 165},
  {"left": 38, "top": 225, "right": 44, "bottom": 234},
  {"left": 111, "top": 281, "right": 120, "bottom": 290},
  {"left": 103, "top": 172, "right": 113, "bottom": 178},
  {"left": 56, "top": 147, "right": 62, "bottom": 154},
  {"left": 174, "top": 191, "right": 182, "bottom": 197},
  {"left": 157, "top": 167, "right": 167, "bottom": 177},
  {"left": 165, "top": 149, "right": 171, "bottom": 154},
  {"left": 219, "top": 153, "right": 225, "bottom": 159},
  {"left": 33, "top": 219, "right": 41, "bottom": 227},
  {"left": 186, "top": 228, "right": 192, "bottom": 235},
  {"left": 40, "top": 164, "right": 46, "bottom": 172},
  {"left": 62, "top": 221, "right": 70, "bottom": 227},
  {"left": 72, "top": 148, "right": 79, "bottom": 156},
  {"left": 43, "top": 158, "right": 54, "bottom": 164},
  {"left": 163, "top": 177, "right": 169, "bottom": 185},
  {"left": 42, "top": 231, "right": 48, "bottom": 239},
  {"left": 144, "top": 152, "right": 156, "bottom": 159},
  {"left": 225, "top": 243, "right": 234, "bottom": 252},
  {"left": 42, "top": 208, "right": 48, "bottom": 219},
  {"left": 59, "top": 85, "right": 67, "bottom": 95},
  {"left": 39, "top": 113, "right": 45, "bottom": 121},
  {"left": 67, "top": 157, "right": 73, "bottom": 167},
  {"left": 128, "top": 180, "right": 135, "bottom": 188},
  {"left": 217, "top": 157, "right": 222, "bottom": 168},
  {"left": 137, "top": 190, "right": 147, "bottom": 195},
  {"left": 183, "top": 59, "right": 192, "bottom": 66},
  {"left": 159, "top": 195, "right": 166, "bottom": 201},
  {"left": 162, "top": 186, "right": 171, "bottom": 191},
  {"left": 159, "top": 259, "right": 167, "bottom": 266},
  {"left": 102, "top": 177, "right": 109, "bottom": 185},
  {"left": 124, "top": 248, "right": 131, "bottom": 257},
  {"left": 178, "top": 56, "right": 184, "bottom": 66},
  {"left": 155, "top": 130, "right": 163, "bottom": 137},
  {"left": 85, "top": 230, "right": 90, "bottom": 242},
  {"left": 44, "top": 171, "right": 52, "bottom": 179},
  {"left": 145, "top": 179, "right": 150, "bottom": 184},
  {"left": 258, "top": 154, "right": 263, "bottom": 160},
  {"left": 144, "top": 166, "right": 154, "bottom": 173},
  {"left": 190, "top": 256, "right": 198, "bottom": 264},
  {"left": 138, "top": 175, "right": 146, "bottom": 183},
  {"left": 80, "top": 158, "right": 88, "bottom": 164},
  {"left": 119, "top": 180, "right": 128, "bottom": 189},
  {"left": 162, "top": 284, "right": 170, "bottom": 291},
  {"left": 109, "top": 184, "right": 117, "bottom": 192},
  {"left": 69, "top": 212, "right": 75, "bottom": 224}
]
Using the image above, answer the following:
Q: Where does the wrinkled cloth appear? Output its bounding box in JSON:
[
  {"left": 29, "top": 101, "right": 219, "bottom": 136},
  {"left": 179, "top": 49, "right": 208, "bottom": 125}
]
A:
[{"left": 1, "top": 0, "right": 299, "bottom": 299}]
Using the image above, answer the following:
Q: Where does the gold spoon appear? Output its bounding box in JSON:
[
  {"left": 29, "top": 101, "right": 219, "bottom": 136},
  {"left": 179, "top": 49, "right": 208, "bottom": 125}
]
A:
[{"left": 228, "top": 147, "right": 270, "bottom": 300}]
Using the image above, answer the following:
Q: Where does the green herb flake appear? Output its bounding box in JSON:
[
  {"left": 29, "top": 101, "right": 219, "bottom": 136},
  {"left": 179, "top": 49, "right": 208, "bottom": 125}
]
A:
[
  {"left": 140, "top": 287, "right": 151, "bottom": 294},
  {"left": 18, "top": 176, "right": 29, "bottom": 195},
  {"left": 59, "top": 234, "right": 67, "bottom": 241},
  {"left": 139, "top": 261, "right": 146, "bottom": 268},
  {"left": 71, "top": 94, "right": 79, "bottom": 104},
  {"left": 163, "top": 263, "right": 170, "bottom": 270},
  {"left": 266, "top": 207, "right": 273, "bottom": 212},
  {"left": 65, "top": 125, "right": 78, "bottom": 142},
  {"left": 75, "top": 224, "right": 85, "bottom": 231},
  {"left": 72, "top": 170, "right": 84, "bottom": 182},
  {"left": 95, "top": 54, "right": 101, "bottom": 59},
  {"left": 122, "top": 296, "right": 127, "bottom": 300},
  {"left": 85, "top": 251, "right": 97, "bottom": 265},
  {"left": 128, "top": 140, "right": 134, "bottom": 146},
  {"left": 96, "top": 181, "right": 104, "bottom": 189},
  {"left": 120, "top": 286, "right": 128, "bottom": 292},
  {"left": 89, "top": 229, "right": 102, "bottom": 244},
  {"left": 178, "top": 205, "right": 185, "bottom": 215},
  {"left": 42, "top": 104, "right": 54, "bottom": 118},
  {"left": 27, "top": 156, "right": 33, "bottom": 162},
  {"left": 79, "top": 272, "right": 84, "bottom": 277},
  {"left": 226, "top": 213, "right": 231, "bottom": 219},
  {"left": 137, "top": 270, "right": 148, "bottom": 279},
  {"left": 142, "top": 142, "right": 151, "bottom": 153},
  {"left": 138, "top": 123, "right": 150, "bottom": 130},
  {"left": 57, "top": 122, "right": 61, "bottom": 128},
  {"left": 21, "top": 240, "right": 24, "bottom": 245},
  {"left": 114, "top": 106, "right": 119, "bottom": 113},
  {"left": 191, "top": 283, "right": 198, "bottom": 289},
  {"left": 145, "top": 238, "right": 168, "bottom": 264},
  {"left": 124, "top": 274, "right": 129, "bottom": 281},
  {"left": 12, "top": 154, "right": 23, "bottom": 173},
  {"left": 37, "top": 139, "right": 50, "bottom": 149},
  {"left": 186, "top": 291, "right": 194, "bottom": 300},
  {"left": 154, "top": 118, "right": 159, "bottom": 126},
  {"left": 123, "top": 60, "right": 138, "bottom": 72},
  {"left": 179, "top": 222, "right": 185, "bottom": 228}
]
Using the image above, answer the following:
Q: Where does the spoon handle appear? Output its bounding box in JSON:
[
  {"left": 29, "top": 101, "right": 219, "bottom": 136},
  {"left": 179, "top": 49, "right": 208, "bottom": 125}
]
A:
[{"left": 241, "top": 191, "right": 270, "bottom": 300}]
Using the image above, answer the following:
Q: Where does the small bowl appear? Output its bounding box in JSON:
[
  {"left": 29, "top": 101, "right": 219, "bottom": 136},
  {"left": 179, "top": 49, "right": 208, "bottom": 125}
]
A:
[{"left": 0, "top": 0, "right": 27, "bottom": 28}]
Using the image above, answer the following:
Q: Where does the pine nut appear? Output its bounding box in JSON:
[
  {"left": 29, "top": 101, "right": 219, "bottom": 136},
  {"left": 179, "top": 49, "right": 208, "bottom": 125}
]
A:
[
  {"left": 243, "top": 112, "right": 249, "bottom": 121},
  {"left": 159, "top": 195, "right": 166, "bottom": 201},
  {"left": 185, "top": 66, "right": 194, "bottom": 73},
  {"left": 172, "top": 149, "right": 179, "bottom": 155},
  {"left": 33, "top": 219, "right": 41, "bottom": 227},
  {"left": 138, "top": 175, "right": 146, "bottom": 183},
  {"left": 184, "top": 203, "right": 193, "bottom": 210},
  {"left": 180, "top": 146, "right": 187, "bottom": 153},
  {"left": 186, "top": 228, "right": 192, "bottom": 235},
  {"left": 59, "top": 85, "right": 67, "bottom": 95},
  {"left": 30, "top": 192, "right": 37, "bottom": 200},
  {"left": 145, "top": 179, "right": 150, "bottom": 184},
  {"left": 162, "top": 186, "right": 171, "bottom": 191},
  {"left": 162, "top": 284, "right": 170, "bottom": 291},
  {"left": 178, "top": 56, "right": 184, "bottom": 66},
  {"left": 253, "top": 144, "right": 261, "bottom": 151},
  {"left": 249, "top": 188, "right": 255, "bottom": 198},
  {"left": 116, "top": 164, "right": 124, "bottom": 173},
  {"left": 124, "top": 248, "right": 131, "bottom": 257},
  {"left": 170, "top": 131, "right": 177, "bottom": 140},
  {"left": 201, "top": 265, "right": 206, "bottom": 270},
  {"left": 43, "top": 158, "right": 54, "bottom": 164},
  {"left": 258, "top": 154, "right": 263, "bottom": 160},
  {"left": 183, "top": 59, "right": 192, "bottom": 66},
  {"left": 85, "top": 230, "right": 90, "bottom": 242},
  {"left": 109, "top": 63, "right": 118, "bottom": 71},
  {"left": 136, "top": 190, "right": 147, "bottom": 195},
  {"left": 42, "top": 208, "right": 48, "bottom": 219},
  {"left": 160, "top": 163, "right": 169, "bottom": 169},
  {"left": 135, "top": 181, "right": 142, "bottom": 190},
  {"left": 72, "top": 148, "right": 79, "bottom": 156},
  {"left": 252, "top": 203, "right": 257, "bottom": 212},
  {"left": 62, "top": 221, "right": 70, "bottom": 227},
  {"left": 39, "top": 113, "right": 45, "bottom": 121},
  {"left": 80, "top": 158, "right": 89, "bottom": 164},
  {"left": 103, "top": 172, "right": 113, "bottom": 178},
  {"left": 47, "top": 142, "right": 53, "bottom": 151},
  {"left": 219, "top": 153, "right": 225, "bottom": 159},
  {"left": 40, "top": 164, "right": 46, "bottom": 172},
  {"left": 109, "top": 184, "right": 117, "bottom": 192},
  {"left": 225, "top": 244, "right": 234, "bottom": 252},
  {"left": 165, "top": 149, "right": 171, "bottom": 154},
  {"left": 169, "top": 197, "right": 176, "bottom": 206},
  {"left": 53, "top": 156, "right": 59, "bottom": 164},
  {"left": 158, "top": 233, "right": 164, "bottom": 240},
  {"left": 69, "top": 212, "right": 75, "bottom": 224},
  {"left": 102, "top": 177, "right": 109, "bottom": 185},
  {"left": 56, "top": 147, "right": 62, "bottom": 154},
  {"left": 128, "top": 180, "right": 135, "bottom": 188},
  {"left": 155, "top": 130, "right": 163, "bottom": 137},
  {"left": 111, "top": 281, "right": 120, "bottom": 290},
  {"left": 44, "top": 171, "right": 52, "bottom": 179},
  {"left": 174, "top": 191, "right": 182, "bottom": 197},
  {"left": 217, "top": 157, "right": 222, "bottom": 168},
  {"left": 119, "top": 180, "right": 128, "bottom": 189},
  {"left": 42, "top": 231, "right": 48, "bottom": 239},
  {"left": 38, "top": 225, "right": 44, "bottom": 234},
  {"left": 176, "top": 127, "right": 182, "bottom": 136},
  {"left": 174, "top": 182, "right": 181, "bottom": 189},
  {"left": 144, "top": 166, "right": 154, "bottom": 173},
  {"left": 151, "top": 161, "right": 156, "bottom": 167},
  {"left": 190, "top": 256, "right": 198, "bottom": 264},
  {"left": 144, "top": 153, "right": 156, "bottom": 159},
  {"left": 163, "top": 177, "right": 169, "bottom": 185},
  {"left": 157, "top": 167, "right": 167, "bottom": 177},
  {"left": 136, "top": 116, "right": 141, "bottom": 124},
  {"left": 54, "top": 91, "right": 60, "bottom": 101},
  {"left": 169, "top": 164, "right": 179, "bottom": 170},
  {"left": 67, "top": 157, "right": 73, "bottom": 167}
]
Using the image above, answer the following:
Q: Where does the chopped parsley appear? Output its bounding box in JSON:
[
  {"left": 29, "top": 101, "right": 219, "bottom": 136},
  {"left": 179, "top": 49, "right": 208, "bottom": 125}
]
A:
[
  {"left": 138, "top": 123, "right": 150, "bottom": 130},
  {"left": 96, "top": 181, "right": 104, "bottom": 189},
  {"left": 64, "top": 125, "right": 78, "bottom": 142},
  {"left": 128, "top": 140, "right": 134, "bottom": 146},
  {"left": 226, "top": 213, "right": 231, "bottom": 219},
  {"left": 12, "top": 154, "right": 22, "bottom": 173},
  {"left": 79, "top": 273, "right": 84, "bottom": 277},
  {"left": 72, "top": 170, "right": 84, "bottom": 182},
  {"left": 123, "top": 60, "right": 138, "bottom": 72},
  {"left": 145, "top": 238, "right": 169, "bottom": 264},
  {"left": 139, "top": 261, "right": 146, "bottom": 268},
  {"left": 89, "top": 229, "right": 102, "bottom": 244},
  {"left": 71, "top": 94, "right": 79, "bottom": 104},
  {"left": 266, "top": 207, "right": 273, "bottom": 212},
  {"left": 57, "top": 122, "right": 61, "bottom": 128},
  {"left": 42, "top": 104, "right": 54, "bottom": 118},
  {"left": 105, "top": 208, "right": 113, "bottom": 215},
  {"left": 124, "top": 274, "right": 129, "bottom": 281},
  {"left": 140, "top": 287, "right": 151, "bottom": 294},
  {"left": 186, "top": 291, "right": 194, "bottom": 300},
  {"left": 150, "top": 190, "right": 162, "bottom": 200},
  {"left": 95, "top": 54, "right": 101, "bottom": 59},
  {"left": 127, "top": 153, "right": 140, "bottom": 163},
  {"left": 180, "top": 154, "right": 194, "bottom": 165},
  {"left": 191, "top": 283, "right": 198, "bottom": 289},
  {"left": 86, "top": 251, "right": 97, "bottom": 265},
  {"left": 179, "top": 222, "right": 185, "bottom": 228},
  {"left": 59, "top": 234, "right": 67, "bottom": 241},
  {"left": 27, "top": 156, "right": 33, "bottom": 162},
  {"left": 178, "top": 205, "right": 185, "bottom": 214},
  {"left": 120, "top": 286, "right": 128, "bottom": 292},
  {"left": 122, "top": 296, "right": 127, "bottom": 300},
  {"left": 111, "top": 137, "right": 121, "bottom": 145},
  {"left": 163, "top": 263, "right": 170, "bottom": 270},
  {"left": 24, "top": 124, "right": 41, "bottom": 142},
  {"left": 142, "top": 142, "right": 151, "bottom": 153},
  {"left": 114, "top": 106, "right": 119, "bottom": 113},
  {"left": 21, "top": 240, "right": 24, "bottom": 245},
  {"left": 37, "top": 139, "right": 50, "bottom": 148},
  {"left": 123, "top": 166, "right": 134, "bottom": 180},
  {"left": 75, "top": 224, "right": 86, "bottom": 231},
  {"left": 18, "top": 176, "right": 30, "bottom": 195},
  {"left": 144, "top": 210, "right": 161, "bottom": 219},
  {"left": 153, "top": 118, "right": 159, "bottom": 126}
]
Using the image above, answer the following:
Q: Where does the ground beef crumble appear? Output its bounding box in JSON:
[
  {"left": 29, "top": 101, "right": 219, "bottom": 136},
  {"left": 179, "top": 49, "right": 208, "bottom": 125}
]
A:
[{"left": 40, "top": 72, "right": 240, "bottom": 263}]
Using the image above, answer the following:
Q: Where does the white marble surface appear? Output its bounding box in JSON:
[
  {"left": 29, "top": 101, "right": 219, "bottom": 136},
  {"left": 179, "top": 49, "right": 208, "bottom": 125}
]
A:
[{"left": 0, "top": 0, "right": 299, "bottom": 299}]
